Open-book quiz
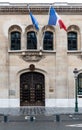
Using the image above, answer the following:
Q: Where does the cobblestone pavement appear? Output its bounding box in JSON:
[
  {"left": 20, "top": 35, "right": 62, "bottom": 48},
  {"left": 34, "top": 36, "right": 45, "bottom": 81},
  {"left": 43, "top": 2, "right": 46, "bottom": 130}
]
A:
[
  {"left": 0, "top": 107, "right": 82, "bottom": 123},
  {"left": 0, "top": 107, "right": 82, "bottom": 116}
]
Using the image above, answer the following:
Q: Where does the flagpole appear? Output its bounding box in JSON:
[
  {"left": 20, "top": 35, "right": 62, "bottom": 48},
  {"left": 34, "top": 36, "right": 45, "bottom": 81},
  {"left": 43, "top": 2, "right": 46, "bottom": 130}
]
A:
[
  {"left": 42, "top": 3, "right": 53, "bottom": 50},
  {"left": 27, "top": 4, "right": 30, "bottom": 13}
]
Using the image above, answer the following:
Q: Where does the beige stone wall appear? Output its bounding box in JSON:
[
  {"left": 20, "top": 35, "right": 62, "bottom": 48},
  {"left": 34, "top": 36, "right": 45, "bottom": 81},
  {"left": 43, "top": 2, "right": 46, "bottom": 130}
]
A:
[{"left": 0, "top": 4, "right": 82, "bottom": 107}]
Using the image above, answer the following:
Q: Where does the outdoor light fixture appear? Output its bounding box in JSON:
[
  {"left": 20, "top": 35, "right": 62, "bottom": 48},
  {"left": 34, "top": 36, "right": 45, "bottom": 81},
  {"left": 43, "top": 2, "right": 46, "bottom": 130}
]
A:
[{"left": 73, "top": 68, "right": 78, "bottom": 112}]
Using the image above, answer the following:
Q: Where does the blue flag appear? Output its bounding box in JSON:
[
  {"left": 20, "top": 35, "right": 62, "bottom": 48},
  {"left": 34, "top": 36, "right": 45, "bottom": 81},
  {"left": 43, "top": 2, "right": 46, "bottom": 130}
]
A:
[
  {"left": 30, "top": 12, "right": 39, "bottom": 30},
  {"left": 48, "top": 7, "right": 57, "bottom": 25}
]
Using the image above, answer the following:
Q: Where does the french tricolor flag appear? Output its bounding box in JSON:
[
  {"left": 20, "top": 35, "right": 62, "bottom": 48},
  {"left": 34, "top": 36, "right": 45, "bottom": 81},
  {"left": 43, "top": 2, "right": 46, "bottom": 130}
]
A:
[{"left": 48, "top": 7, "right": 67, "bottom": 31}]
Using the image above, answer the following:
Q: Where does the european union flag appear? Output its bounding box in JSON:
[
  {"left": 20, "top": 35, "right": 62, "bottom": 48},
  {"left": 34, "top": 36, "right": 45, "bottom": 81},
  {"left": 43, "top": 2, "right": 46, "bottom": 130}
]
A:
[{"left": 30, "top": 12, "right": 39, "bottom": 30}]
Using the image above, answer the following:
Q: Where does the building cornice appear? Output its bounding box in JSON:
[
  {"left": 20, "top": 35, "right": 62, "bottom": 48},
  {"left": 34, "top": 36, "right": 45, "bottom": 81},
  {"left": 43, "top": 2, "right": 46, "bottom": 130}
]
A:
[{"left": 0, "top": 2, "right": 82, "bottom": 15}]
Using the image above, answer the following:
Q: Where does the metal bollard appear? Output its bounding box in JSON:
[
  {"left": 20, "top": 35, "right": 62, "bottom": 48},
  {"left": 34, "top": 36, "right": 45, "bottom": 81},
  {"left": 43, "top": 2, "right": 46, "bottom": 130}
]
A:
[
  {"left": 56, "top": 114, "right": 60, "bottom": 122},
  {"left": 4, "top": 115, "right": 8, "bottom": 123},
  {"left": 30, "top": 116, "right": 34, "bottom": 122},
  {"left": 30, "top": 116, "right": 36, "bottom": 122}
]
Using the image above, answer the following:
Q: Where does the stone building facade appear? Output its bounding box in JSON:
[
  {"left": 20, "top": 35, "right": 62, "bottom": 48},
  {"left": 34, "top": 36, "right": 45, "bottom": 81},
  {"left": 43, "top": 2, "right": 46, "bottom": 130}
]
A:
[{"left": 0, "top": 2, "right": 82, "bottom": 107}]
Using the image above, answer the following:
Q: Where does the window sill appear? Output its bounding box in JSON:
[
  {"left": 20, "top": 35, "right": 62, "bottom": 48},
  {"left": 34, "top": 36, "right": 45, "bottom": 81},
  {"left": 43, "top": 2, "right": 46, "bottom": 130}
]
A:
[
  {"left": 67, "top": 50, "right": 82, "bottom": 53},
  {"left": 8, "top": 50, "right": 39, "bottom": 53},
  {"left": 42, "top": 50, "right": 56, "bottom": 53},
  {"left": 8, "top": 50, "right": 56, "bottom": 53}
]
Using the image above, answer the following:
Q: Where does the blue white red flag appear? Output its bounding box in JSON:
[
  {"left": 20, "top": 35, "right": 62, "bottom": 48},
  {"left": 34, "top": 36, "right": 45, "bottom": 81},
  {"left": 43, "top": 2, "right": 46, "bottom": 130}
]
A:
[{"left": 48, "top": 7, "right": 67, "bottom": 31}]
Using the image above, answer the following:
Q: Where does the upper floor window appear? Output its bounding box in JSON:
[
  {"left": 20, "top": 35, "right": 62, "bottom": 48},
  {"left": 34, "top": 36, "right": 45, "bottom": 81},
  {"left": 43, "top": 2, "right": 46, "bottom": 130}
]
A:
[
  {"left": 43, "top": 31, "right": 53, "bottom": 50},
  {"left": 27, "top": 31, "right": 37, "bottom": 49},
  {"left": 67, "top": 31, "right": 77, "bottom": 50},
  {"left": 11, "top": 31, "right": 21, "bottom": 50}
]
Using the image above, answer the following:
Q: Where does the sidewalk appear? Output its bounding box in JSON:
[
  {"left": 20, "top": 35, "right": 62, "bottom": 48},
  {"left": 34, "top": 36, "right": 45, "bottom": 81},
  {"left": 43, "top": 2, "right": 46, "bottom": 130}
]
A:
[
  {"left": 0, "top": 107, "right": 82, "bottom": 123},
  {"left": 0, "top": 107, "right": 82, "bottom": 116}
]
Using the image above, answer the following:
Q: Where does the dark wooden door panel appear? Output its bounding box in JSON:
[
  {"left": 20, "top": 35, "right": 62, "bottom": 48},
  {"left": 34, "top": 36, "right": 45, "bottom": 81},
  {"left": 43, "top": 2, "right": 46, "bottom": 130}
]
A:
[{"left": 20, "top": 72, "right": 45, "bottom": 106}]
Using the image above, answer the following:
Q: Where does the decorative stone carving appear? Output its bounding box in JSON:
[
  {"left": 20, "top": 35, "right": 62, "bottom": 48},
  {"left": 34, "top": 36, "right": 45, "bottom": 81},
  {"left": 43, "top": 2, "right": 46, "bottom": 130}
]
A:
[
  {"left": 20, "top": 51, "right": 45, "bottom": 62},
  {"left": 29, "top": 64, "right": 35, "bottom": 71},
  {"left": 8, "top": 25, "right": 22, "bottom": 32}
]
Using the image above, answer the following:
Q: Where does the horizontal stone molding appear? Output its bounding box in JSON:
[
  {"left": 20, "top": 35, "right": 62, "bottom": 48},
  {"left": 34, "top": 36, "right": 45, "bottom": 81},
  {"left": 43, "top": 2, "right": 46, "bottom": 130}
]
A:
[{"left": 0, "top": 4, "right": 82, "bottom": 14}]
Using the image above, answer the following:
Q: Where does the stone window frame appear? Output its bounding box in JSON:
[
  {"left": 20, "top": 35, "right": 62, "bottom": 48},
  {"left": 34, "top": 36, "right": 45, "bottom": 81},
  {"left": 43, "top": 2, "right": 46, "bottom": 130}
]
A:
[
  {"left": 42, "top": 25, "right": 55, "bottom": 51},
  {"left": 67, "top": 25, "right": 81, "bottom": 51},
  {"left": 8, "top": 25, "right": 22, "bottom": 51}
]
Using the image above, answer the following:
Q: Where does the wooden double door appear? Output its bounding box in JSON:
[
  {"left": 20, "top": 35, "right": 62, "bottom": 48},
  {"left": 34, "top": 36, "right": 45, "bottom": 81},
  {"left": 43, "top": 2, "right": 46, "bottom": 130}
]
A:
[{"left": 20, "top": 72, "right": 45, "bottom": 106}]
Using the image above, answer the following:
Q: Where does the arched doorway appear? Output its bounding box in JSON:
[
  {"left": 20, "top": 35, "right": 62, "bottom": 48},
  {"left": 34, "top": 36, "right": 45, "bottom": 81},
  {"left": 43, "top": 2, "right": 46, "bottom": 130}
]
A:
[{"left": 20, "top": 72, "right": 45, "bottom": 106}]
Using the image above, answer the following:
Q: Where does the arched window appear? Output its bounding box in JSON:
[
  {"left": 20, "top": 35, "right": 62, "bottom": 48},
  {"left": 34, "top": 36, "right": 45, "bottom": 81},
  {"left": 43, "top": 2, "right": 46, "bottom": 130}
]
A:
[
  {"left": 43, "top": 31, "right": 53, "bottom": 50},
  {"left": 67, "top": 32, "right": 77, "bottom": 50},
  {"left": 78, "top": 73, "right": 82, "bottom": 95},
  {"left": 11, "top": 31, "right": 21, "bottom": 50},
  {"left": 27, "top": 31, "right": 37, "bottom": 49}
]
